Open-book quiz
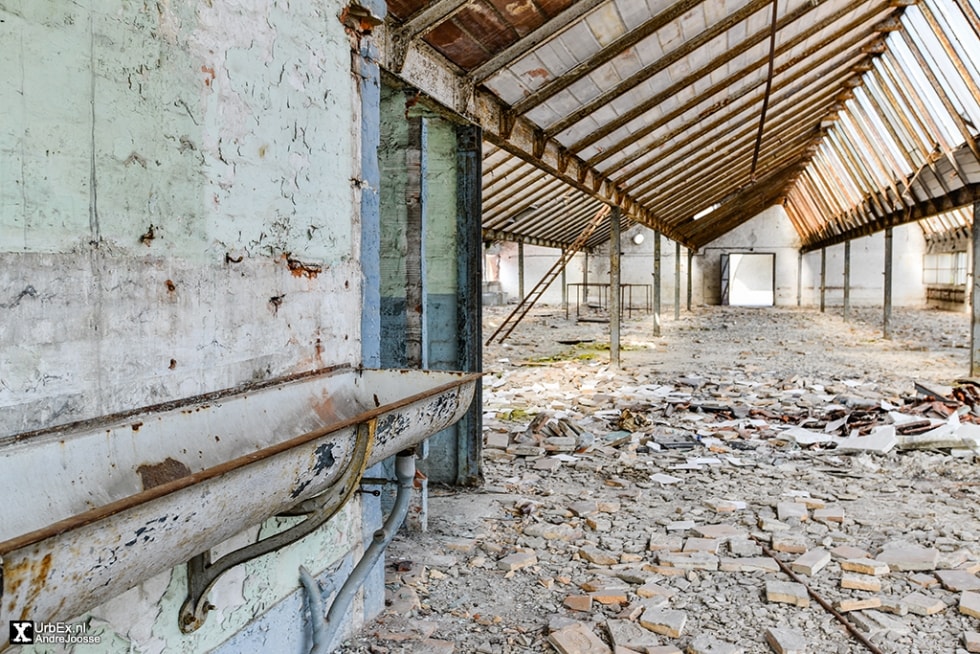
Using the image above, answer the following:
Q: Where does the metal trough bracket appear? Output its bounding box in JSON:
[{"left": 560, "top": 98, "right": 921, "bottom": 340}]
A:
[{"left": 178, "top": 420, "right": 376, "bottom": 633}]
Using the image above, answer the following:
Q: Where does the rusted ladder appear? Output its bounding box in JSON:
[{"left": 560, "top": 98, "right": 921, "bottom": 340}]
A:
[{"left": 485, "top": 205, "right": 611, "bottom": 345}]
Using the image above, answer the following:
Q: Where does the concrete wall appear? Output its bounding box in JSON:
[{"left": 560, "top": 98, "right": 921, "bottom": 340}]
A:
[
  {"left": 703, "top": 207, "right": 926, "bottom": 308},
  {"left": 493, "top": 205, "right": 929, "bottom": 311},
  {"left": 2, "top": 0, "right": 385, "bottom": 651},
  {"left": 497, "top": 243, "right": 586, "bottom": 306},
  {"left": 799, "top": 225, "right": 928, "bottom": 308}
]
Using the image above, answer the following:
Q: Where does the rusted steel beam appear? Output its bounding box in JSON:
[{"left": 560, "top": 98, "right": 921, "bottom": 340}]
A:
[{"left": 480, "top": 228, "right": 574, "bottom": 250}]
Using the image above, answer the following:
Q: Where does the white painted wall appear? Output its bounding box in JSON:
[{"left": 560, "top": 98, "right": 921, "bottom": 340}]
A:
[
  {"left": 492, "top": 205, "right": 929, "bottom": 311},
  {"left": 1, "top": 1, "right": 383, "bottom": 651}
]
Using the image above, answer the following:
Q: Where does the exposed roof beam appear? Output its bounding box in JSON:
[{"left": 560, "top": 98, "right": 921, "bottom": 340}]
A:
[
  {"left": 388, "top": 0, "right": 472, "bottom": 72},
  {"left": 465, "top": 0, "right": 608, "bottom": 84},
  {"left": 399, "top": 0, "right": 470, "bottom": 39},
  {"left": 801, "top": 183, "right": 980, "bottom": 252},
  {"left": 627, "top": 86, "right": 838, "bottom": 200},
  {"left": 381, "top": 41, "right": 695, "bottom": 247},
  {"left": 482, "top": 228, "right": 573, "bottom": 250},
  {"left": 541, "top": 0, "right": 798, "bottom": 139},
  {"left": 592, "top": 24, "right": 884, "bottom": 173},
  {"left": 508, "top": 0, "right": 707, "bottom": 115}
]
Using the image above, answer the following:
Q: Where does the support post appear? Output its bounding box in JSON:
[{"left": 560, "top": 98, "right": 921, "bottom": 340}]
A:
[
  {"left": 653, "top": 232, "right": 662, "bottom": 337},
  {"left": 610, "top": 207, "right": 621, "bottom": 367},
  {"left": 561, "top": 247, "right": 568, "bottom": 316},
  {"left": 674, "top": 240, "right": 681, "bottom": 321},
  {"left": 686, "top": 248, "right": 693, "bottom": 311},
  {"left": 797, "top": 250, "right": 802, "bottom": 307},
  {"left": 883, "top": 228, "right": 893, "bottom": 339},
  {"left": 583, "top": 252, "right": 589, "bottom": 304},
  {"left": 405, "top": 115, "right": 425, "bottom": 367},
  {"left": 518, "top": 240, "right": 525, "bottom": 302},
  {"left": 972, "top": 202, "right": 980, "bottom": 376},
  {"left": 819, "top": 247, "right": 826, "bottom": 313},
  {"left": 843, "top": 240, "right": 851, "bottom": 322},
  {"left": 455, "top": 123, "right": 483, "bottom": 485}
]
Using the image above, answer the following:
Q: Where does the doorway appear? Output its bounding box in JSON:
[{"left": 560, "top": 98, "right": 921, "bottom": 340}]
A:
[{"left": 720, "top": 253, "right": 775, "bottom": 306}]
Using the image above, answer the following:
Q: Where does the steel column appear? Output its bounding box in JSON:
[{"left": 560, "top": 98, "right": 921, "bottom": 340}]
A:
[
  {"left": 518, "top": 240, "right": 525, "bottom": 302},
  {"left": 610, "top": 208, "right": 622, "bottom": 367},
  {"left": 674, "top": 241, "right": 681, "bottom": 320},
  {"left": 883, "top": 228, "right": 893, "bottom": 340},
  {"left": 455, "top": 123, "right": 483, "bottom": 485},
  {"left": 654, "top": 232, "right": 662, "bottom": 336},
  {"left": 843, "top": 240, "right": 851, "bottom": 322},
  {"left": 972, "top": 203, "right": 980, "bottom": 376},
  {"left": 687, "top": 249, "right": 693, "bottom": 311},
  {"left": 405, "top": 115, "right": 425, "bottom": 368},
  {"left": 797, "top": 250, "right": 803, "bottom": 307},
  {"left": 820, "top": 247, "right": 826, "bottom": 313}
]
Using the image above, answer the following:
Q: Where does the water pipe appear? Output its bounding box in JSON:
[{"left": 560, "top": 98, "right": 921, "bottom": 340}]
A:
[{"left": 300, "top": 449, "right": 416, "bottom": 654}]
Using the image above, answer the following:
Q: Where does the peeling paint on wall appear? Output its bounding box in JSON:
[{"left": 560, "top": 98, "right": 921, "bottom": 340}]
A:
[{"left": 1, "top": 0, "right": 381, "bottom": 650}]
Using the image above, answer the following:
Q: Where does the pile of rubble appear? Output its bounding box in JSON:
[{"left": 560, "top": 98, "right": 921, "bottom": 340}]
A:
[{"left": 337, "top": 307, "right": 980, "bottom": 654}]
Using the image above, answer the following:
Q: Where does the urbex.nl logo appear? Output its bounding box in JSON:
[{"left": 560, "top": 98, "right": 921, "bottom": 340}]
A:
[
  {"left": 9, "top": 621, "right": 33, "bottom": 644},
  {"left": 9, "top": 620, "right": 102, "bottom": 646}
]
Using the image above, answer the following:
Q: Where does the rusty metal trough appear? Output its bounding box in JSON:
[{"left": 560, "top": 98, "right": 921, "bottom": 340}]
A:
[{"left": 0, "top": 365, "right": 479, "bottom": 631}]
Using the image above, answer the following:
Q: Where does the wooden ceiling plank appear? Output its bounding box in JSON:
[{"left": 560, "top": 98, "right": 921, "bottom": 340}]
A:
[
  {"left": 650, "top": 133, "right": 818, "bottom": 222},
  {"left": 508, "top": 0, "right": 708, "bottom": 115},
  {"left": 466, "top": 0, "right": 609, "bottom": 83},
  {"left": 544, "top": 0, "right": 836, "bottom": 140},
  {"left": 626, "top": 86, "right": 836, "bottom": 199},
  {"left": 590, "top": 20, "right": 879, "bottom": 173}
]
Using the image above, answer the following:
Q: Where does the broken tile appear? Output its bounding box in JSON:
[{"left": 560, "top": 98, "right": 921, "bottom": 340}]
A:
[
  {"left": 813, "top": 506, "right": 845, "bottom": 524},
  {"left": 563, "top": 595, "right": 593, "bottom": 612},
  {"left": 776, "top": 502, "right": 809, "bottom": 522},
  {"left": 876, "top": 546, "right": 939, "bottom": 571},
  {"left": 841, "top": 573, "right": 882, "bottom": 592},
  {"left": 903, "top": 591, "right": 945, "bottom": 615},
  {"left": 842, "top": 559, "right": 889, "bottom": 576},
  {"left": 831, "top": 545, "right": 871, "bottom": 560},
  {"left": 765, "top": 627, "right": 807, "bottom": 654},
  {"left": 909, "top": 572, "right": 939, "bottom": 588},
  {"left": 579, "top": 546, "right": 618, "bottom": 566},
  {"left": 848, "top": 610, "right": 911, "bottom": 637},
  {"left": 636, "top": 581, "right": 676, "bottom": 600},
  {"left": 835, "top": 425, "right": 897, "bottom": 454},
  {"left": 605, "top": 619, "right": 662, "bottom": 652},
  {"left": 497, "top": 551, "right": 537, "bottom": 572},
  {"left": 964, "top": 632, "right": 980, "bottom": 653},
  {"left": 771, "top": 534, "right": 808, "bottom": 554},
  {"left": 935, "top": 569, "right": 980, "bottom": 592},
  {"left": 961, "top": 591, "right": 980, "bottom": 618},
  {"left": 548, "top": 622, "right": 612, "bottom": 654},
  {"left": 686, "top": 635, "right": 743, "bottom": 654},
  {"left": 766, "top": 580, "right": 809, "bottom": 608},
  {"left": 683, "top": 537, "right": 721, "bottom": 553},
  {"left": 705, "top": 498, "right": 747, "bottom": 513},
  {"left": 638, "top": 608, "right": 687, "bottom": 638},
  {"left": 657, "top": 551, "right": 719, "bottom": 571},
  {"left": 719, "top": 557, "right": 780, "bottom": 573},
  {"left": 692, "top": 524, "right": 748, "bottom": 541},
  {"left": 836, "top": 597, "right": 882, "bottom": 612},
  {"left": 791, "top": 548, "right": 831, "bottom": 576}
]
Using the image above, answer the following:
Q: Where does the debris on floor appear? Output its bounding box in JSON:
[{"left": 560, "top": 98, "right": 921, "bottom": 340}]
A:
[{"left": 338, "top": 307, "right": 980, "bottom": 654}]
